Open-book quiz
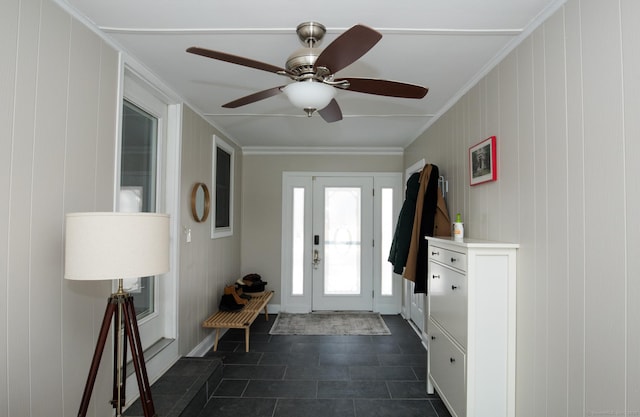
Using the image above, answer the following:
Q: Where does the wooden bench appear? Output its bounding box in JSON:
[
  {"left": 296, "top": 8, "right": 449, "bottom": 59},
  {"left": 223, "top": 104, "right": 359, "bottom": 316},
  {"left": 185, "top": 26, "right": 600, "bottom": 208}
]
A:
[{"left": 203, "top": 291, "right": 274, "bottom": 352}]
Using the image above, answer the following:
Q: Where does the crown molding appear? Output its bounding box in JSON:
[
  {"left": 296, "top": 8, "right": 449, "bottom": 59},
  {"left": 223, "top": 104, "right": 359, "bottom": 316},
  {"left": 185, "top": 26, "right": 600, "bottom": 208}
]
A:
[{"left": 242, "top": 146, "right": 404, "bottom": 156}]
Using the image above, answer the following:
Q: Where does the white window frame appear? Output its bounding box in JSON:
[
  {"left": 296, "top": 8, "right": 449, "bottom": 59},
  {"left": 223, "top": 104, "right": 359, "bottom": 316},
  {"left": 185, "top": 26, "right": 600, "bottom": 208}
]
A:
[{"left": 119, "top": 64, "right": 181, "bottom": 406}]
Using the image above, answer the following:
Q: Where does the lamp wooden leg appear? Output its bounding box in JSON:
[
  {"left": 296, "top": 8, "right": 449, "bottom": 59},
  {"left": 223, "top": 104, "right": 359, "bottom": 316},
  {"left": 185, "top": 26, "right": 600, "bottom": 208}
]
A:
[
  {"left": 77, "top": 297, "right": 117, "bottom": 417},
  {"left": 111, "top": 301, "right": 128, "bottom": 413},
  {"left": 122, "top": 295, "right": 156, "bottom": 417},
  {"left": 77, "top": 293, "right": 157, "bottom": 417}
]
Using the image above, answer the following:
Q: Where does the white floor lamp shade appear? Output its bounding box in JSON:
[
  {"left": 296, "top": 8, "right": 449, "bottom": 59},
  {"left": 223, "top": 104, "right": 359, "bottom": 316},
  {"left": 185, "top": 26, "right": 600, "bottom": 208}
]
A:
[{"left": 65, "top": 212, "right": 170, "bottom": 281}]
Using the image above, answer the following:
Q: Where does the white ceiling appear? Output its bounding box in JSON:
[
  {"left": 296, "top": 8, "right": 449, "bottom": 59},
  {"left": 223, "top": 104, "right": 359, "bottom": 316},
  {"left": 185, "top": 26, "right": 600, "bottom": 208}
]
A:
[{"left": 58, "top": 0, "right": 564, "bottom": 151}]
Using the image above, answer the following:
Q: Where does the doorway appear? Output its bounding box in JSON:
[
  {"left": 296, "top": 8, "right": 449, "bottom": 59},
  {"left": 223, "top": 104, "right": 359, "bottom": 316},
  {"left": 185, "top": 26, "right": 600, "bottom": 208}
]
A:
[{"left": 281, "top": 172, "right": 402, "bottom": 313}]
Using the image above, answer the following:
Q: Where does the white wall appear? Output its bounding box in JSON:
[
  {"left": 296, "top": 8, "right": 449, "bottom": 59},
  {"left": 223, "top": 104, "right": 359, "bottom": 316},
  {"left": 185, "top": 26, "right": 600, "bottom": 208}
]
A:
[
  {"left": 179, "top": 105, "right": 242, "bottom": 354},
  {"left": 1, "top": 1, "right": 119, "bottom": 415},
  {"left": 405, "top": 0, "right": 640, "bottom": 415}
]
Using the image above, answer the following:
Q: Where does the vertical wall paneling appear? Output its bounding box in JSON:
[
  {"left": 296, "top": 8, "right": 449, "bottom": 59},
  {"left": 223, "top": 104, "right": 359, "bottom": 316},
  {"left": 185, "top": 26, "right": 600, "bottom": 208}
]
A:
[
  {"left": 0, "top": 1, "right": 120, "bottom": 415},
  {"left": 563, "top": 0, "right": 586, "bottom": 415},
  {"left": 531, "top": 26, "right": 550, "bottom": 417},
  {"left": 0, "top": 0, "right": 20, "bottom": 413},
  {"left": 29, "top": 2, "right": 70, "bottom": 414},
  {"left": 95, "top": 44, "right": 119, "bottom": 211},
  {"left": 405, "top": 1, "right": 638, "bottom": 415},
  {"left": 8, "top": 0, "right": 41, "bottom": 414},
  {"left": 485, "top": 68, "right": 501, "bottom": 240},
  {"left": 457, "top": 90, "right": 469, "bottom": 219},
  {"left": 179, "top": 105, "right": 242, "bottom": 355},
  {"left": 498, "top": 52, "right": 520, "bottom": 244},
  {"left": 2, "top": 1, "right": 247, "bottom": 414},
  {"left": 543, "top": 9, "right": 570, "bottom": 415},
  {"left": 465, "top": 85, "right": 481, "bottom": 230},
  {"left": 515, "top": 36, "right": 537, "bottom": 417},
  {"left": 64, "top": 21, "right": 101, "bottom": 208},
  {"left": 62, "top": 18, "right": 114, "bottom": 417},
  {"left": 621, "top": 0, "right": 640, "bottom": 413},
  {"left": 581, "top": 0, "right": 626, "bottom": 414},
  {"left": 468, "top": 86, "right": 488, "bottom": 240}
]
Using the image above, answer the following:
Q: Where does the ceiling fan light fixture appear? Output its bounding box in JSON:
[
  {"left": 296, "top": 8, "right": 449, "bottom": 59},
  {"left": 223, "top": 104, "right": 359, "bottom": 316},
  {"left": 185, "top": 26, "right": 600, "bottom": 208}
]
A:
[{"left": 283, "top": 82, "right": 336, "bottom": 115}]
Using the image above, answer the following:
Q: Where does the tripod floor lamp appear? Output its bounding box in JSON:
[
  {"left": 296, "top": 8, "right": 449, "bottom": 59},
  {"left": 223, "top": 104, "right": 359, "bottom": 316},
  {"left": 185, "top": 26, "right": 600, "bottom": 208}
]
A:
[{"left": 65, "top": 212, "right": 170, "bottom": 417}]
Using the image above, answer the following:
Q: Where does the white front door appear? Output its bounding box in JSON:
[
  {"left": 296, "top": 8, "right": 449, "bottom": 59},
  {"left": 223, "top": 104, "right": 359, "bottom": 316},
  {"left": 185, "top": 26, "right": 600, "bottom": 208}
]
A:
[
  {"left": 311, "top": 177, "right": 373, "bottom": 311},
  {"left": 281, "top": 172, "right": 403, "bottom": 314}
]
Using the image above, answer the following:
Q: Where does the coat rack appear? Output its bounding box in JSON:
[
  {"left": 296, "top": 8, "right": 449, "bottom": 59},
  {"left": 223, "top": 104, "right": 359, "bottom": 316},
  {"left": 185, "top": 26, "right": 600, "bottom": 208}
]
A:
[{"left": 438, "top": 175, "right": 448, "bottom": 201}]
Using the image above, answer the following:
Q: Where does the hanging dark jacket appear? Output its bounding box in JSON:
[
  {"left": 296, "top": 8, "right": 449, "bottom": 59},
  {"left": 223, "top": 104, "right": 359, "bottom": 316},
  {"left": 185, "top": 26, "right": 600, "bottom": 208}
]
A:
[{"left": 387, "top": 172, "right": 420, "bottom": 274}]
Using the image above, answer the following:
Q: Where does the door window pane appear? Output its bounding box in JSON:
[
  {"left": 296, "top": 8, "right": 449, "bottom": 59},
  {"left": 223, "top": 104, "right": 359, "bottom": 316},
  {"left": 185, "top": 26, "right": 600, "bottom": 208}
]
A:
[{"left": 324, "top": 187, "right": 361, "bottom": 295}]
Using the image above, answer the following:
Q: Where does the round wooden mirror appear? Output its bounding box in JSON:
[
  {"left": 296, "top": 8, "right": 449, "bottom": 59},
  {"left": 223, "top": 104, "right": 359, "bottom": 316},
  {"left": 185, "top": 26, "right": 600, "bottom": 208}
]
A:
[{"left": 190, "top": 182, "right": 210, "bottom": 223}]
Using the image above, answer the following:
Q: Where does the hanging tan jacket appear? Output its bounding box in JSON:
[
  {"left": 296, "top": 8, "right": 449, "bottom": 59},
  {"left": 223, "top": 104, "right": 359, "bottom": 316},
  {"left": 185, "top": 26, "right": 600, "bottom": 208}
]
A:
[{"left": 403, "top": 165, "right": 451, "bottom": 284}]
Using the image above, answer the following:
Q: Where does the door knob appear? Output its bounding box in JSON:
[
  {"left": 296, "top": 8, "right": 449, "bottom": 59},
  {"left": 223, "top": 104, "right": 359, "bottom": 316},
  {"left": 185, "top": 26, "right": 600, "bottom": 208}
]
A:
[{"left": 313, "top": 249, "right": 321, "bottom": 269}]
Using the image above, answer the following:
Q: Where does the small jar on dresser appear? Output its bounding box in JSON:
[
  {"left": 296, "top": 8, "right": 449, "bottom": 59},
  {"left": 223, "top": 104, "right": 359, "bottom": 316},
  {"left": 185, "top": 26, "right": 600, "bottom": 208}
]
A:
[{"left": 426, "top": 236, "right": 518, "bottom": 417}]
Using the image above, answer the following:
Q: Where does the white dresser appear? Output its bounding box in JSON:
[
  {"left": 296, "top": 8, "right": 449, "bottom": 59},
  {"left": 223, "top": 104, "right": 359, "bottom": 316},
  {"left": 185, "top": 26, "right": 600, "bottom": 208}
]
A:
[{"left": 426, "top": 237, "right": 518, "bottom": 417}]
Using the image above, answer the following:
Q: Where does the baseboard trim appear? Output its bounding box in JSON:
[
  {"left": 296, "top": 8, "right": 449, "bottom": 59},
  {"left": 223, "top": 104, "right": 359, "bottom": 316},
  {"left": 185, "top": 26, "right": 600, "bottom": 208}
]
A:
[{"left": 188, "top": 330, "right": 224, "bottom": 357}]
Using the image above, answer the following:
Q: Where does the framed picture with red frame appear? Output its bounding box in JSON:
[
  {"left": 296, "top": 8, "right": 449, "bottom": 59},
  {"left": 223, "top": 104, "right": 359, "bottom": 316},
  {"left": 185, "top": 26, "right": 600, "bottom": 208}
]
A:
[{"left": 469, "top": 136, "right": 497, "bottom": 186}]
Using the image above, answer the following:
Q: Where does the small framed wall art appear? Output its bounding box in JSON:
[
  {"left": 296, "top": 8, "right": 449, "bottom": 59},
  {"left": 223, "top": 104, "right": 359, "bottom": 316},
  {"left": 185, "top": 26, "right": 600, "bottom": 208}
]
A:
[{"left": 469, "top": 136, "right": 497, "bottom": 186}]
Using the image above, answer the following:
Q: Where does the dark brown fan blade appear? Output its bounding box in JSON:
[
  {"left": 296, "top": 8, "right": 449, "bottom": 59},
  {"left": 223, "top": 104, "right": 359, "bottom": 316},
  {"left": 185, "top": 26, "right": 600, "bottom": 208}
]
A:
[
  {"left": 222, "top": 86, "right": 285, "bottom": 108},
  {"left": 337, "top": 78, "right": 428, "bottom": 99},
  {"left": 187, "top": 47, "right": 285, "bottom": 74},
  {"left": 317, "top": 99, "right": 343, "bottom": 123},
  {"left": 314, "top": 25, "right": 382, "bottom": 74}
]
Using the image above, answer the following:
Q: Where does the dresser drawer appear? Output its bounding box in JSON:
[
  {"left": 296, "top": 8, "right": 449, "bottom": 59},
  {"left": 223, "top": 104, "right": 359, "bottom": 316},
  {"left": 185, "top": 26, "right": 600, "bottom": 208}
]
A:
[
  {"left": 428, "top": 243, "right": 467, "bottom": 272},
  {"left": 429, "top": 321, "right": 466, "bottom": 417},
  {"left": 428, "top": 262, "right": 467, "bottom": 347}
]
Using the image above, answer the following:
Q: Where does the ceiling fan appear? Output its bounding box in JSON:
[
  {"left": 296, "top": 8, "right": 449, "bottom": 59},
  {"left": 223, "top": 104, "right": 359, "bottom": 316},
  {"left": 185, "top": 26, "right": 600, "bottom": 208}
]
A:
[{"left": 186, "top": 22, "right": 428, "bottom": 123}]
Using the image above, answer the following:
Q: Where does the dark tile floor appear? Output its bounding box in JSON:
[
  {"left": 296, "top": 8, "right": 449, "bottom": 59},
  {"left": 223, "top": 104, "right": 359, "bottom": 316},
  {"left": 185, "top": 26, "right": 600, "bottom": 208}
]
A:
[{"left": 200, "top": 314, "right": 452, "bottom": 417}]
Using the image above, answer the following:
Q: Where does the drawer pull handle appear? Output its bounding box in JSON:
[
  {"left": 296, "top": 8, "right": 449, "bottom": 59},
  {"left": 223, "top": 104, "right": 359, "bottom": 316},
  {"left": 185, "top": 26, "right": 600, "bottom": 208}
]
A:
[
  {"left": 449, "top": 357, "right": 456, "bottom": 363},
  {"left": 451, "top": 257, "right": 457, "bottom": 262},
  {"left": 431, "top": 335, "right": 436, "bottom": 340},
  {"left": 432, "top": 275, "right": 440, "bottom": 279},
  {"left": 451, "top": 285, "right": 458, "bottom": 290},
  {"left": 431, "top": 251, "right": 439, "bottom": 256}
]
